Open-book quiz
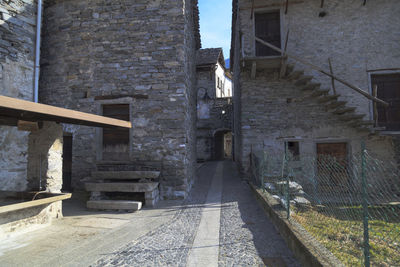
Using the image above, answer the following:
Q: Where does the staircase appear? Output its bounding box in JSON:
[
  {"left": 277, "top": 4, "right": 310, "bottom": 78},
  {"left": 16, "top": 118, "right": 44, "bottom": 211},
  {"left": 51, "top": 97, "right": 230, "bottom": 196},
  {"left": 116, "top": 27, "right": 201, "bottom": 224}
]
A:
[
  {"left": 85, "top": 170, "right": 160, "bottom": 212},
  {"left": 283, "top": 63, "right": 378, "bottom": 133}
]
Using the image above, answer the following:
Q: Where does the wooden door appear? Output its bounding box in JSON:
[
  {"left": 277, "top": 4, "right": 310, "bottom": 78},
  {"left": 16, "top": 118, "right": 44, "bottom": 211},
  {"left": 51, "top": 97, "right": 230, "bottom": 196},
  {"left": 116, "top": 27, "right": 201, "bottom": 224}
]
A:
[
  {"left": 102, "top": 104, "right": 130, "bottom": 161},
  {"left": 255, "top": 11, "right": 281, "bottom": 56},
  {"left": 372, "top": 74, "right": 400, "bottom": 131},
  {"left": 317, "top": 143, "right": 349, "bottom": 192}
]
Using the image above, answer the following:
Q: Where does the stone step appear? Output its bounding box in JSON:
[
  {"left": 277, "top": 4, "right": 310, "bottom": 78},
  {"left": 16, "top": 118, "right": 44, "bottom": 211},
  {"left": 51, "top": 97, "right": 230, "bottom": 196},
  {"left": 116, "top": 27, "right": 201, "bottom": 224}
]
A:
[
  {"left": 85, "top": 182, "right": 159, "bottom": 193},
  {"left": 339, "top": 114, "right": 365, "bottom": 122},
  {"left": 317, "top": 94, "right": 340, "bottom": 103},
  {"left": 87, "top": 200, "right": 142, "bottom": 211},
  {"left": 300, "top": 82, "right": 321, "bottom": 91},
  {"left": 286, "top": 70, "right": 304, "bottom": 80},
  {"left": 310, "top": 89, "right": 330, "bottom": 97},
  {"left": 285, "top": 64, "right": 295, "bottom": 76},
  {"left": 349, "top": 120, "right": 375, "bottom": 127},
  {"left": 326, "top": 101, "right": 347, "bottom": 110},
  {"left": 332, "top": 107, "right": 356, "bottom": 115},
  {"left": 91, "top": 171, "right": 160, "bottom": 180},
  {"left": 294, "top": 75, "right": 313, "bottom": 86}
]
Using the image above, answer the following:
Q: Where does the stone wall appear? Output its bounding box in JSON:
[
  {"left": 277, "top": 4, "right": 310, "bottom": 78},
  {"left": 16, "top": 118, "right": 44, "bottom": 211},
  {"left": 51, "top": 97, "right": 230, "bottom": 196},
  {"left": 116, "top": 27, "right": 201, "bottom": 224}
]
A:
[
  {"left": 27, "top": 122, "right": 63, "bottom": 192},
  {"left": 39, "top": 0, "right": 198, "bottom": 199},
  {"left": 239, "top": 71, "right": 395, "bottom": 169},
  {"left": 233, "top": 0, "right": 399, "bottom": 172},
  {"left": 239, "top": 0, "right": 400, "bottom": 116},
  {"left": 0, "top": 0, "right": 37, "bottom": 191}
]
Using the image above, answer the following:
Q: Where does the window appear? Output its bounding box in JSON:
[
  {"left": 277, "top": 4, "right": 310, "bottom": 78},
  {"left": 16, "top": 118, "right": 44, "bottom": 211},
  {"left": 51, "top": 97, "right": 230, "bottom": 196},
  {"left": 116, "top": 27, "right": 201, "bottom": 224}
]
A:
[
  {"left": 286, "top": 141, "right": 300, "bottom": 160},
  {"left": 371, "top": 73, "right": 400, "bottom": 131},
  {"left": 217, "top": 77, "right": 221, "bottom": 89},
  {"left": 255, "top": 11, "right": 281, "bottom": 56}
]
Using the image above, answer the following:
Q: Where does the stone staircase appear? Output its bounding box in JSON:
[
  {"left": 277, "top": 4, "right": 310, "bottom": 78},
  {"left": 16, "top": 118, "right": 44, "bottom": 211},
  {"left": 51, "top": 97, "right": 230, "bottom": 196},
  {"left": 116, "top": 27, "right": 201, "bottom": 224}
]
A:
[
  {"left": 85, "top": 170, "right": 160, "bottom": 212},
  {"left": 284, "top": 64, "right": 378, "bottom": 133}
]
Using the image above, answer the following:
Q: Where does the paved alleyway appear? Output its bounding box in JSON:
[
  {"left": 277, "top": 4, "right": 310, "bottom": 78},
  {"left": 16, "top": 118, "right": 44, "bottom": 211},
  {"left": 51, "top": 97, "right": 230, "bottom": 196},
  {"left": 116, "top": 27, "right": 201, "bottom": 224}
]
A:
[
  {"left": 1, "top": 161, "right": 300, "bottom": 267},
  {"left": 95, "top": 161, "right": 300, "bottom": 267}
]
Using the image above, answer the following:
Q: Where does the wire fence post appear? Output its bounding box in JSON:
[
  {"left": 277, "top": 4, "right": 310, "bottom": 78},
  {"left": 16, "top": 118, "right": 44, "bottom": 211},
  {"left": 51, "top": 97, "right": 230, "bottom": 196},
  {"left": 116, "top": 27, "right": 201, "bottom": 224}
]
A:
[
  {"left": 285, "top": 142, "right": 290, "bottom": 219},
  {"left": 361, "top": 141, "right": 370, "bottom": 267}
]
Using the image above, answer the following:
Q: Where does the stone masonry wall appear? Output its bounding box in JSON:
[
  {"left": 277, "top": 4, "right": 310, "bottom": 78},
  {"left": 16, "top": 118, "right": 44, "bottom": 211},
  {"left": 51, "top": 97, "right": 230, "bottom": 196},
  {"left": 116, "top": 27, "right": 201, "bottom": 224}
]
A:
[
  {"left": 27, "top": 122, "right": 63, "bottom": 192},
  {"left": 40, "top": 0, "right": 198, "bottom": 199},
  {"left": 238, "top": 70, "right": 396, "bottom": 173},
  {"left": 0, "top": 0, "right": 37, "bottom": 191},
  {"left": 234, "top": 0, "right": 399, "bottom": 172},
  {"left": 239, "top": 0, "right": 400, "bottom": 116}
]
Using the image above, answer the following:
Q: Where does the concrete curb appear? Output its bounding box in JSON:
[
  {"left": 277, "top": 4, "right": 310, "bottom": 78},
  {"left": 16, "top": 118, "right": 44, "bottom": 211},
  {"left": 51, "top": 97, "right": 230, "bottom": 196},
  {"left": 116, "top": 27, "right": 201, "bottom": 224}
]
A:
[{"left": 249, "top": 182, "right": 344, "bottom": 267}]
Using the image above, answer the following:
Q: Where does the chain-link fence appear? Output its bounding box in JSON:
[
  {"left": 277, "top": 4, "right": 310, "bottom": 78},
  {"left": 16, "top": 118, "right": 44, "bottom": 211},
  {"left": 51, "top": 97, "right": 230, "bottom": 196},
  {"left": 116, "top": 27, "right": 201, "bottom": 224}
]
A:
[{"left": 250, "top": 143, "right": 400, "bottom": 267}]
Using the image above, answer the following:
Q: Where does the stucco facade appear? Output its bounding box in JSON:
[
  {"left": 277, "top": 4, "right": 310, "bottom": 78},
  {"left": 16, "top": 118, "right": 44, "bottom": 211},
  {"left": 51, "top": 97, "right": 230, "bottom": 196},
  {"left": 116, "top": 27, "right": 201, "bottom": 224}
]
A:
[{"left": 231, "top": 0, "right": 400, "bottom": 172}]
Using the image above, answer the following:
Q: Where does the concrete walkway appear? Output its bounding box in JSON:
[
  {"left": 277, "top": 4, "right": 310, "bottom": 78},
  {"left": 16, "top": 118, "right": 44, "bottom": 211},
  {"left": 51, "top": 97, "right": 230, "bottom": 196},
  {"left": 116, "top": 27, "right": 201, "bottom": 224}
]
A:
[{"left": 0, "top": 161, "right": 300, "bottom": 267}]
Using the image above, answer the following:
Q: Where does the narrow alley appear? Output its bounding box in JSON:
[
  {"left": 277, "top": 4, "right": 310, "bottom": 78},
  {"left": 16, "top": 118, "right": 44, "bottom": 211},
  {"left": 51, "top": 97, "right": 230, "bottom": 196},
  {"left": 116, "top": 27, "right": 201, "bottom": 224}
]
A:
[{"left": 1, "top": 161, "right": 300, "bottom": 267}]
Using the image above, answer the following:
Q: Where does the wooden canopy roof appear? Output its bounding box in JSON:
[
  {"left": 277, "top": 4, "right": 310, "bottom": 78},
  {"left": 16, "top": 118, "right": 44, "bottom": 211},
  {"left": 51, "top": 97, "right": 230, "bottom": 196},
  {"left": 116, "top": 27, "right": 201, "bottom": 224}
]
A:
[{"left": 0, "top": 95, "right": 131, "bottom": 129}]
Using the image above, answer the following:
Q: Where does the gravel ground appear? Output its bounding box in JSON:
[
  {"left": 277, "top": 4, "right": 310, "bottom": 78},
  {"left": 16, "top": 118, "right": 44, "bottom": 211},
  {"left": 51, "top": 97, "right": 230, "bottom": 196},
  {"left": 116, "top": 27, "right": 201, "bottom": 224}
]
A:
[
  {"left": 92, "top": 163, "right": 217, "bottom": 267},
  {"left": 218, "top": 161, "right": 300, "bottom": 267},
  {"left": 93, "top": 161, "right": 300, "bottom": 266}
]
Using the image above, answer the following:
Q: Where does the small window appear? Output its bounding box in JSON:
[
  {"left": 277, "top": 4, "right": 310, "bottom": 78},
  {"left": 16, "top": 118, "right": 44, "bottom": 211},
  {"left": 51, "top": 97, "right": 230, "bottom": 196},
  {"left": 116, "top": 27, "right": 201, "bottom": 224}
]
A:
[
  {"left": 217, "top": 77, "right": 221, "bottom": 88},
  {"left": 286, "top": 141, "right": 300, "bottom": 160}
]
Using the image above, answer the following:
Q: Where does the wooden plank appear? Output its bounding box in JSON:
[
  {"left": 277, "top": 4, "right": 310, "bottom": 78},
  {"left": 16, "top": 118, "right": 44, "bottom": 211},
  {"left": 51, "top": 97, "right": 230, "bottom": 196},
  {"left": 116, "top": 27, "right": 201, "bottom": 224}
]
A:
[
  {"left": 251, "top": 61, "right": 257, "bottom": 79},
  {"left": 280, "top": 30, "right": 290, "bottom": 78},
  {"left": 239, "top": 0, "right": 304, "bottom": 10},
  {"left": 373, "top": 84, "right": 378, "bottom": 127},
  {"left": 0, "top": 95, "right": 132, "bottom": 128},
  {"left": 17, "top": 120, "right": 39, "bottom": 131},
  {"left": 254, "top": 37, "right": 389, "bottom": 107},
  {"left": 0, "top": 193, "right": 71, "bottom": 215},
  {"left": 328, "top": 58, "right": 336, "bottom": 95}
]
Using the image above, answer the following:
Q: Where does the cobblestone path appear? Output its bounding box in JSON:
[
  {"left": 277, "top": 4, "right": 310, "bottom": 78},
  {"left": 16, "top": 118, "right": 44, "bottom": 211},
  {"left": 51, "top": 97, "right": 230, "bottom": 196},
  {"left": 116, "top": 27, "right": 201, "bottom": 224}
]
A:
[{"left": 93, "top": 161, "right": 300, "bottom": 267}]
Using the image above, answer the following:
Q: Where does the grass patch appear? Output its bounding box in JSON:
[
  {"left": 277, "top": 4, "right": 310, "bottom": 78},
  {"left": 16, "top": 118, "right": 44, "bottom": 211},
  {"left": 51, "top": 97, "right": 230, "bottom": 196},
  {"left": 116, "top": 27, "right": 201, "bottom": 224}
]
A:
[{"left": 292, "top": 207, "right": 400, "bottom": 266}]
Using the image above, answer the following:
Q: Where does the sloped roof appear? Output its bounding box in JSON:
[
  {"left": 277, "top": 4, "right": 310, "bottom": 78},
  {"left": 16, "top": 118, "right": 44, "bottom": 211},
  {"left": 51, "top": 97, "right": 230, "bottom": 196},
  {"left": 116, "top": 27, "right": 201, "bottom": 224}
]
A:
[{"left": 196, "top": 48, "right": 225, "bottom": 67}]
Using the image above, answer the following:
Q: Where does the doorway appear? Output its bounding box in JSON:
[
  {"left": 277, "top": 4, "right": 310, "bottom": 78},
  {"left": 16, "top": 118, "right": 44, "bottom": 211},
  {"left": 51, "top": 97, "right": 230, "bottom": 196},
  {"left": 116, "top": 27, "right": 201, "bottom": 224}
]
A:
[
  {"left": 255, "top": 11, "right": 281, "bottom": 56},
  {"left": 214, "top": 130, "right": 232, "bottom": 160},
  {"left": 62, "top": 135, "right": 72, "bottom": 192},
  {"left": 316, "top": 143, "right": 349, "bottom": 192}
]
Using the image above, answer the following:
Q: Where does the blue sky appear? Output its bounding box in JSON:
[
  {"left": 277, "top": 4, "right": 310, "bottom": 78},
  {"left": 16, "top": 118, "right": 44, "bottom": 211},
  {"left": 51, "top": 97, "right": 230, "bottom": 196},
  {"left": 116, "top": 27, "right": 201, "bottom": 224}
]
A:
[{"left": 198, "top": 0, "right": 232, "bottom": 60}]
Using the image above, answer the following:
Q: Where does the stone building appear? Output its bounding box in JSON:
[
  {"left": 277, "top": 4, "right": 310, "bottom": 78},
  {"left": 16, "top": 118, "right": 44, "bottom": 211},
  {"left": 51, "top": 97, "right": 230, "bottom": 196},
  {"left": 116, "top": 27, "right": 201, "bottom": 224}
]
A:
[
  {"left": 196, "top": 48, "right": 233, "bottom": 161},
  {"left": 0, "top": 0, "right": 132, "bottom": 237},
  {"left": 0, "top": 0, "right": 37, "bottom": 191},
  {"left": 39, "top": 0, "right": 201, "bottom": 200},
  {"left": 230, "top": 0, "right": 400, "bottom": 178}
]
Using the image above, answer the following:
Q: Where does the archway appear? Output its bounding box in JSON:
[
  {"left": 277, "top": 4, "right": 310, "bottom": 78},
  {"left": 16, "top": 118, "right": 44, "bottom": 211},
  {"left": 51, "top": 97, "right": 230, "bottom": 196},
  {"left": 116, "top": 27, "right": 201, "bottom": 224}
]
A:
[{"left": 213, "top": 129, "right": 232, "bottom": 160}]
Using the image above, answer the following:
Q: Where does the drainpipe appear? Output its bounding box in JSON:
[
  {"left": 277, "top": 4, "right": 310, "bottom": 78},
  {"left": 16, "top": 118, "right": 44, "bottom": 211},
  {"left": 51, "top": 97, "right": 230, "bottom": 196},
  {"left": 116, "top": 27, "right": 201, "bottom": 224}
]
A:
[{"left": 33, "top": 0, "right": 43, "bottom": 103}]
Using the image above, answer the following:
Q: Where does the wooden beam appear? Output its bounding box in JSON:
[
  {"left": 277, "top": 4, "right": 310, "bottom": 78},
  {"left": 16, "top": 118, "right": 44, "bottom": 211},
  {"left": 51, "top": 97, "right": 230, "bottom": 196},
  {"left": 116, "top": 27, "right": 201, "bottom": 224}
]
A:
[
  {"left": 251, "top": 61, "right": 257, "bottom": 79},
  {"left": 0, "top": 95, "right": 132, "bottom": 128},
  {"left": 239, "top": 1, "right": 304, "bottom": 10},
  {"left": 285, "top": 0, "right": 289, "bottom": 14},
  {"left": 373, "top": 84, "right": 378, "bottom": 127},
  {"left": 254, "top": 37, "right": 389, "bottom": 107},
  {"left": 250, "top": 0, "right": 255, "bottom": 19},
  {"left": 280, "top": 30, "right": 290, "bottom": 78},
  {"left": 328, "top": 58, "right": 337, "bottom": 95},
  {"left": 17, "top": 120, "right": 39, "bottom": 131},
  {"left": 0, "top": 193, "right": 71, "bottom": 215},
  {"left": 366, "top": 67, "right": 400, "bottom": 73}
]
